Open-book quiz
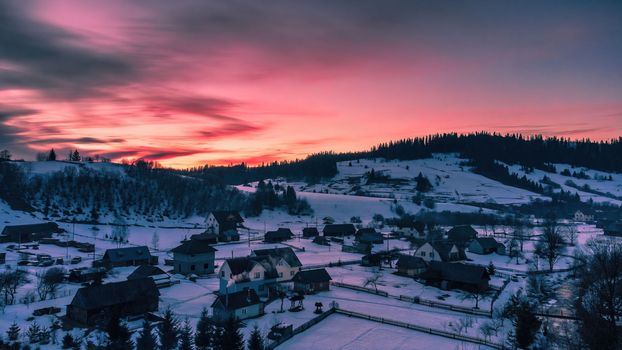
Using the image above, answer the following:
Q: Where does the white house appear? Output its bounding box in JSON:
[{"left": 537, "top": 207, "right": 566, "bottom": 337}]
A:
[
  {"left": 574, "top": 210, "right": 593, "bottom": 222},
  {"left": 414, "top": 241, "right": 465, "bottom": 262}
]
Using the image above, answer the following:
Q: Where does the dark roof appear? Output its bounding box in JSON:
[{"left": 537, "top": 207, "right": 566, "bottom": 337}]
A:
[
  {"left": 312, "top": 236, "right": 329, "bottom": 245},
  {"left": 225, "top": 257, "right": 257, "bottom": 275},
  {"left": 103, "top": 246, "right": 151, "bottom": 263},
  {"left": 421, "top": 262, "right": 490, "bottom": 285},
  {"left": 447, "top": 225, "right": 478, "bottom": 242},
  {"left": 127, "top": 265, "right": 168, "bottom": 280},
  {"left": 264, "top": 228, "right": 293, "bottom": 241},
  {"left": 70, "top": 278, "right": 159, "bottom": 310},
  {"left": 252, "top": 247, "right": 302, "bottom": 267},
  {"left": 472, "top": 237, "right": 499, "bottom": 250},
  {"left": 356, "top": 228, "right": 383, "bottom": 243},
  {"left": 302, "top": 227, "right": 319, "bottom": 236},
  {"left": 396, "top": 255, "right": 427, "bottom": 270},
  {"left": 292, "top": 269, "right": 332, "bottom": 284},
  {"left": 192, "top": 232, "right": 218, "bottom": 241},
  {"left": 212, "top": 289, "right": 261, "bottom": 310},
  {"left": 428, "top": 241, "right": 457, "bottom": 261},
  {"left": 1, "top": 222, "right": 60, "bottom": 235},
  {"left": 211, "top": 211, "right": 244, "bottom": 230},
  {"left": 171, "top": 240, "right": 217, "bottom": 255},
  {"left": 323, "top": 224, "right": 356, "bottom": 236}
]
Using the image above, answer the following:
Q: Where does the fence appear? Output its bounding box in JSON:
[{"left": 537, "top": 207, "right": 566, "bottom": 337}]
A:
[
  {"left": 334, "top": 308, "right": 506, "bottom": 350},
  {"left": 303, "top": 259, "right": 360, "bottom": 270},
  {"left": 330, "top": 281, "right": 389, "bottom": 297},
  {"left": 266, "top": 308, "right": 336, "bottom": 349},
  {"left": 398, "top": 295, "right": 492, "bottom": 317}
]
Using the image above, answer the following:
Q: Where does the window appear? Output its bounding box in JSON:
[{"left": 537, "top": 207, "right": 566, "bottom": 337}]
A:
[
  {"left": 241, "top": 308, "right": 247, "bottom": 315},
  {"left": 204, "top": 263, "right": 209, "bottom": 269},
  {"left": 221, "top": 271, "right": 225, "bottom": 277},
  {"left": 279, "top": 272, "right": 283, "bottom": 278},
  {"left": 430, "top": 252, "right": 434, "bottom": 258},
  {"left": 290, "top": 271, "right": 295, "bottom": 276},
  {"left": 254, "top": 272, "right": 261, "bottom": 279},
  {"left": 420, "top": 252, "right": 426, "bottom": 257},
  {"left": 191, "top": 265, "right": 195, "bottom": 271}
]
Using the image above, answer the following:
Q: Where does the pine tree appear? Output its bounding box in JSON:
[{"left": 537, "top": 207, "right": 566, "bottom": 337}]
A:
[
  {"left": 136, "top": 319, "right": 157, "bottom": 350},
  {"left": 220, "top": 317, "right": 244, "bottom": 350},
  {"left": 7, "top": 322, "right": 20, "bottom": 341},
  {"left": 195, "top": 308, "right": 214, "bottom": 350},
  {"left": 48, "top": 148, "right": 57, "bottom": 161},
  {"left": 247, "top": 325, "right": 265, "bottom": 350},
  {"left": 62, "top": 333, "right": 74, "bottom": 349},
  {"left": 487, "top": 261, "right": 496, "bottom": 276},
  {"left": 179, "top": 319, "right": 194, "bottom": 350},
  {"left": 105, "top": 315, "right": 134, "bottom": 350},
  {"left": 158, "top": 308, "right": 179, "bottom": 350}
]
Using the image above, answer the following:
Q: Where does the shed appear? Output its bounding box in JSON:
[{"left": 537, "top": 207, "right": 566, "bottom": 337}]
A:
[
  {"left": 396, "top": 255, "right": 427, "bottom": 277},
  {"left": 323, "top": 224, "right": 356, "bottom": 237},
  {"left": 292, "top": 269, "right": 332, "bottom": 293}
]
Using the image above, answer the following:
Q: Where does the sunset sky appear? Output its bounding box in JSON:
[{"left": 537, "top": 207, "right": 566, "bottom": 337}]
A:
[{"left": 1, "top": 1, "right": 621, "bottom": 168}]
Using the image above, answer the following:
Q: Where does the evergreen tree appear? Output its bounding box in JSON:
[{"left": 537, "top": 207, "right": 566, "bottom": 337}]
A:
[
  {"left": 158, "top": 308, "right": 179, "bottom": 350},
  {"left": 179, "top": 319, "right": 194, "bottom": 350},
  {"left": 220, "top": 317, "right": 244, "bottom": 350},
  {"left": 510, "top": 298, "right": 541, "bottom": 349},
  {"left": 247, "top": 325, "right": 264, "bottom": 350},
  {"left": 213, "top": 325, "right": 224, "bottom": 350},
  {"left": 48, "top": 149, "right": 57, "bottom": 161},
  {"left": 105, "top": 315, "right": 133, "bottom": 350},
  {"left": 195, "top": 308, "right": 214, "bottom": 350},
  {"left": 61, "top": 333, "right": 74, "bottom": 349},
  {"left": 7, "top": 322, "right": 20, "bottom": 341},
  {"left": 487, "top": 261, "right": 496, "bottom": 276},
  {"left": 136, "top": 319, "right": 157, "bottom": 350}
]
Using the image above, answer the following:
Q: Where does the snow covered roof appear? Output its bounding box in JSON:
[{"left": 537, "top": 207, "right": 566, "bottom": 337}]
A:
[
  {"left": 127, "top": 265, "right": 168, "bottom": 280},
  {"left": 103, "top": 246, "right": 151, "bottom": 262},
  {"left": 212, "top": 289, "right": 261, "bottom": 310},
  {"left": 252, "top": 247, "right": 302, "bottom": 267},
  {"left": 396, "top": 255, "right": 427, "bottom": 270}
]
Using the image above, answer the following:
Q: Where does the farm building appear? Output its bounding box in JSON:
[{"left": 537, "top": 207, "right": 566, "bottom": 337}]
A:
[
  {"left": 468, "top": 237, "right": 505, "bottom": 255},
  {"left": 0, "top": 222, "right": 62, "bottom": 243},
  {"left": 446, "top": 225, "right": 478, "bottom": 246},
  {"left": 302, "top": 227, "right": 319, "bottom": 238},
  {"left": 355, "top": 228, "right": 384, "bottom": 244},
  {"left": 66, "top": 278, "right": 159, "bottom": 326},
  {"left": 264, "top": 228, "right": 294, "bottom": 243},
  {"left": 420, "top": 262, "right": 490, "bottom": 292},
  {"left": 101, "top": 246, "right": 153, "bottom": 268},
  {"left": 292, "top": 268, "right": 332, "bottom": 294},
  {"left": 396, "top": 255, "right": 427, "bottom": 277},
  {"left": 127, "top": 265, "right": 173, "bottom": 288},
  {"left": 323, "top": 224, "right": 356, "bottom": 237}
]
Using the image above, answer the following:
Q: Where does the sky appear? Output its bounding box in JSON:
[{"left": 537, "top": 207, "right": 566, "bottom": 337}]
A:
[{"left": 1, "top": 1, "right": 621, "bottom": 168}]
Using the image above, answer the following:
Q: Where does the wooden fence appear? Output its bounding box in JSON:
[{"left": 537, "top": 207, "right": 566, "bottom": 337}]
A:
[
  {"left": 334, "top": 308, "right": 506, "bottom": 350},
  {"left": 266, "top": 308, "right": 336, "bottom": 349},
  {"left": 398, "top": 295, "right": 492, "bottom": 317},
  {"left": 330, "top": 281, "right": 389, "bottom": 297}
]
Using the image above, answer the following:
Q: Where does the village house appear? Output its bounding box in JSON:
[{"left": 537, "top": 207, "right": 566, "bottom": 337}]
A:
[
  {"left": 323, "top": 223, "right": 356, "bottom": 237},
  {"left": 171, "top": 239, "right": 217, "bottom": 275},
  {"left": 264, "top": 228, "right": 294, "bottom": 243},
  {"left": 446, "top": 225, "right": 478, "bottom": 247},
  {"left": 302, "top": 227, "right": 319, "bottom": 238},
  {"left": 211, "top": 289, "right": 264, "bottom": 323},
  {"left": 0, "top": 222, "right": 62, "bottom": 243},
  {"left": 66, "top": 278, "right": 159, "bottom": 326},
  {"left": 218, "top": 247, "right": 302, "bottom": 297},
  {"left": 574, "top": 210, "right": 594, "bottom": 222},
  {"left": 414, "top": 241, "right": 465, "bottom": 262},
  {"left": 396, "top": 255, "right": 427, "bottom": 277},
  {"left": 127, "top": 265, "right": 173, "bottom": 288},
  {"left": 395, "top": 220, "right": 425, "bottom": 238},
  {"left": 420, "top": 262, "right": 490, "bottom": 292},
  {"left": 355, "top": 228, "right": 384, "bottom": 244},
  {"left": 292, "top": 268, "right": 332, "bottom": 294},
  {"left": 468, "top": 237, "right": 505, "bottom": 255},
  {"left": 100, "top": 246, "right": 154, "bottom": 269},
  {"left": 205, "top": 211, "right": 244, "bottom": 241}
]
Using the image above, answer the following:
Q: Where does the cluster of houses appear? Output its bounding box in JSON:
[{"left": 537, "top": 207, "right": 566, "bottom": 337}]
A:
[
  {"left": 213, "top": 247, "right": 331, "bottom": 323},
  {"left": 394, "top": 225, "right": 506, "bottom": 292}
]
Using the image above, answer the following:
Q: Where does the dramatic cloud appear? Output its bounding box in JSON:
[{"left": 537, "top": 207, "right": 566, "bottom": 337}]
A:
[{"left": 0, "top": 1, "right": 621, "bottom": 166}]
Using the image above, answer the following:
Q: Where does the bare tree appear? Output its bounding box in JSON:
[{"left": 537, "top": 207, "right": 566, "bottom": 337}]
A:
[
  {"left": 363, "top": 273, "right": 382, "bottom": 294},
  {"left": 36, "top": 267, "right": 65, "bottom": 300},
  {"left": 461, "top": 289, "right": 492, "bottom": 309},
  {"left": 0, "top": 270, "right": 28, "bottom": 305},
  {"left": 564, "top": 225, "right": 578, "bottom": 246},
  {"left": 575, "top": 240, "right": 622, "bottom": 349},
  {"left": 535, "top": 220, "right": 566, "bottom": 271},
  {"left": 513, "top": 224, "right": 529, "bottom": 252}
]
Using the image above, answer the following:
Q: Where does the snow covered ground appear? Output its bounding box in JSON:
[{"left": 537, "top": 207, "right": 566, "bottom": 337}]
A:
[{"left": 278, "top": 314, "right": 495, "bottom": 350}]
